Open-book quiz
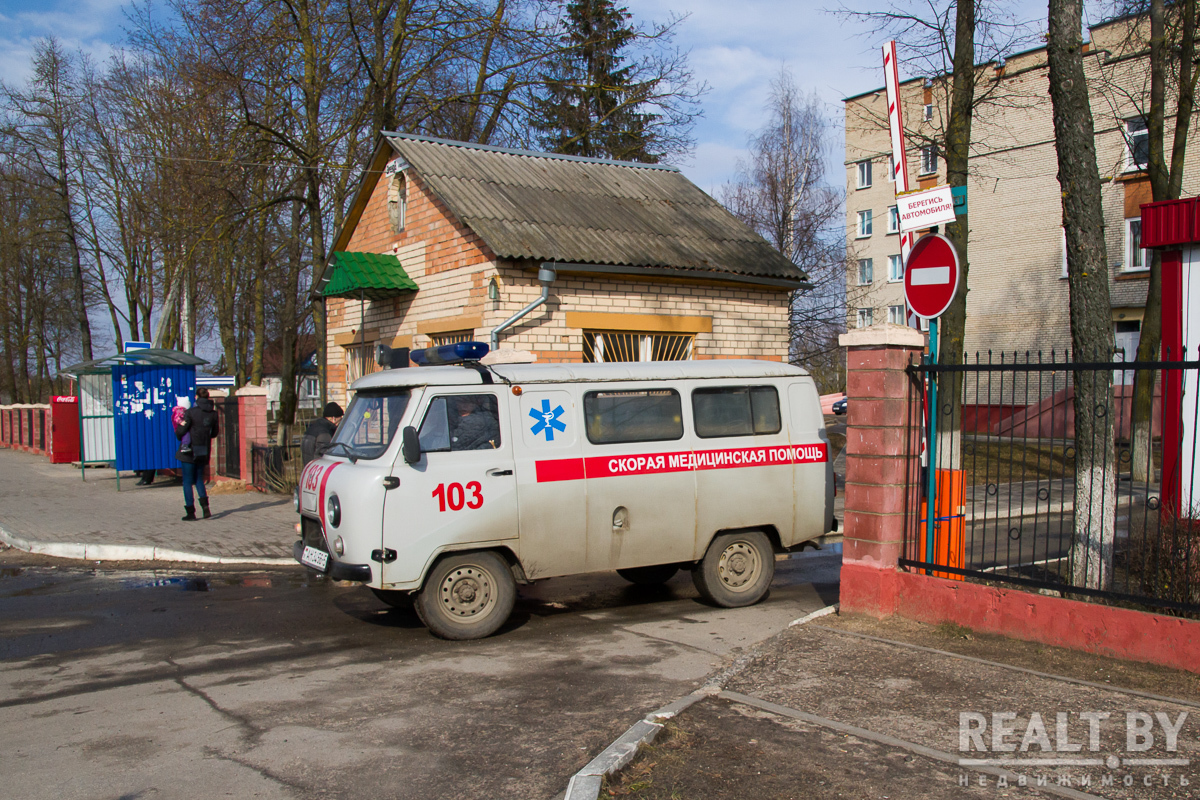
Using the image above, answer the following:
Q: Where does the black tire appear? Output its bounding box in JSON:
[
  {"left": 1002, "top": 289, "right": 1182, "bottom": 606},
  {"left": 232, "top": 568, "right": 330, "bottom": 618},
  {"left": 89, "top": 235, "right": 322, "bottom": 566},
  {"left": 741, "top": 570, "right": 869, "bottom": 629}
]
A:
[
  {"left": 692, "top": 530, "right": 774, "bottom": 608},
  {"left": 370, "top": 587, "right": 414, "bottom": 609},
  {"left": 616, "top": 564, "right": 679, "bottom": 585},
  {"left": 415, "top": 551, "right": 516, "bottom": 640}
]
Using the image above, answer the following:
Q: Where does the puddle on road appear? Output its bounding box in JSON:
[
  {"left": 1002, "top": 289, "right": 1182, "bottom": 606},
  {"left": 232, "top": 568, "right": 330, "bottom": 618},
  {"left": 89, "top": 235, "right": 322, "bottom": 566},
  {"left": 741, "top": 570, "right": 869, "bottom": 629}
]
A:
[{"left": 122, "top": 576, "right": 212, "bottom": 592}]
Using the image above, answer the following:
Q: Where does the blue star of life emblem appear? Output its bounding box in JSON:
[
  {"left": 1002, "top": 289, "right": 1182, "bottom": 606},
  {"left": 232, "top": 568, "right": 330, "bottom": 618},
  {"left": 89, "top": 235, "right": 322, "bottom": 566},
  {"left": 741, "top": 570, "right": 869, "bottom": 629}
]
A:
[{"left": 529, "top": 399, "right": 567, "bottom": 441}]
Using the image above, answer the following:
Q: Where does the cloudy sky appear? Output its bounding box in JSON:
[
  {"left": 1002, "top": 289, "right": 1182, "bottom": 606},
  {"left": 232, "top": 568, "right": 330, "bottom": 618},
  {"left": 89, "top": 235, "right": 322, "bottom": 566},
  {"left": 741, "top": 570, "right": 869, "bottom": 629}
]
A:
[{"left": 0, "top": 0, "right": 1078, "bottom": 195}]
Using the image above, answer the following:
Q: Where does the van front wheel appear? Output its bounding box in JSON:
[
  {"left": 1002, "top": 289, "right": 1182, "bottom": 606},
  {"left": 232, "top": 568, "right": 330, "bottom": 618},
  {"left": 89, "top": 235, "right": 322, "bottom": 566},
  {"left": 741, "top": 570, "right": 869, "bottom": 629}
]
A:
[
  {"left": 692, "top": 531, "right": 774, "bottom": 608},
  {"left": 416, "top": 552, "right": 516, "bottom": 640}
]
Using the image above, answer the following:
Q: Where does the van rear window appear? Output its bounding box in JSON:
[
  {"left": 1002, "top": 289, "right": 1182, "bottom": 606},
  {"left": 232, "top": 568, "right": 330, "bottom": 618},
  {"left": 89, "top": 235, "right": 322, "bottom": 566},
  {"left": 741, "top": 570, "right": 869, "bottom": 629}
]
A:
[
  {"left": 692, "top": 386, "right": 781, "bottom": 438},
  {"left": 584, "top": 389, "right": 683, "bottom": 444}
]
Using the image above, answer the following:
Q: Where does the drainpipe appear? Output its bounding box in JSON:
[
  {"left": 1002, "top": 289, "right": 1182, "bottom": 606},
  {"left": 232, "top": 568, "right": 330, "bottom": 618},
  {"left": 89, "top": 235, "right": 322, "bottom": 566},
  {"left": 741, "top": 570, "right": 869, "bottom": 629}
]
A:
[{"left": 489, "top": 265, "right": 556, "bottom": 350}]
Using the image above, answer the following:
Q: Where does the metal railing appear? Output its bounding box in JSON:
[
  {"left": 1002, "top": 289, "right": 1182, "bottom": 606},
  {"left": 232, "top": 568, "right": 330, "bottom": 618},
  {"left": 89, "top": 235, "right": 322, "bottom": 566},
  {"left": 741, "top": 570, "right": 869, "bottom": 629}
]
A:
[
  {"left": 902, "top": 351, "right": 1200, "bottom": 616},
  {"left": 249, "top": 441, "right": 303, "bottom": 494}
]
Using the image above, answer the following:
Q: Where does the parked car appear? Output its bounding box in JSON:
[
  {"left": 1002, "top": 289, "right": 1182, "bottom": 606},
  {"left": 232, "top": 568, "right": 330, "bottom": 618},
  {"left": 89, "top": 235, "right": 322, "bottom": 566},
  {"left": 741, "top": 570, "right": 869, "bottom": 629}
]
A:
[{"left": 832, "top": 397, "right": 847, "bottom": 415}]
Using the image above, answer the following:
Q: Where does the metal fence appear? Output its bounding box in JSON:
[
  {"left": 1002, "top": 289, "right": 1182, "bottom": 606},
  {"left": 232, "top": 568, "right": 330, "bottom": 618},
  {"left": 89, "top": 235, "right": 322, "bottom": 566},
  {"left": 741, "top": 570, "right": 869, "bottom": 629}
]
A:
[
  {"left": 902, "top": 351, "right": 1200, "bottom": 616},
  {"left": 249, "top": 441, "right": 303, "bottom": 494}
]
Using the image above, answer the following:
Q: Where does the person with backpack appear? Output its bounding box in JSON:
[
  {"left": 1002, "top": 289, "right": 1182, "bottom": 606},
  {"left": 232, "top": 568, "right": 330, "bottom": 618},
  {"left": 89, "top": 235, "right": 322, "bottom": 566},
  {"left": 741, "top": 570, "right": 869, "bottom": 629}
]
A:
[{"left": 176, "top": 387, "right": 220, "bottom": 521}]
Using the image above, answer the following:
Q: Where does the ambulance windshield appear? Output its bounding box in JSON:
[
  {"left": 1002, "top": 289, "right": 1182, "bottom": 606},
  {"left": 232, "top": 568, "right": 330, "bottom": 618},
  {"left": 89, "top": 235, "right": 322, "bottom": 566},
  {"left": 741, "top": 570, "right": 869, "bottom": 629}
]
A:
[{"left": 329, "top": 390, "right": 410, "bottom": 460}]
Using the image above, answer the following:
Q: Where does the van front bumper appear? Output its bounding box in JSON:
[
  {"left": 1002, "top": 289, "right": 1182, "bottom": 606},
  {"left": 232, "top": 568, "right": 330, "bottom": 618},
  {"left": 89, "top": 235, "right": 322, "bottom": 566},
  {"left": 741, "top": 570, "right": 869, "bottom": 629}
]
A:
[{"left": 293, "top": 540, "right": 372, "bottom": 582}]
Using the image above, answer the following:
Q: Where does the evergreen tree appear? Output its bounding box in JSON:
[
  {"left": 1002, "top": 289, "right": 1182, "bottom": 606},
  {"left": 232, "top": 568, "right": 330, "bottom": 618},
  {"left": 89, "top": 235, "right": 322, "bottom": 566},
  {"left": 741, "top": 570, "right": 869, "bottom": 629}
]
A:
[{"left": 533, "top": 0, "right": 663, "bottom": 162}]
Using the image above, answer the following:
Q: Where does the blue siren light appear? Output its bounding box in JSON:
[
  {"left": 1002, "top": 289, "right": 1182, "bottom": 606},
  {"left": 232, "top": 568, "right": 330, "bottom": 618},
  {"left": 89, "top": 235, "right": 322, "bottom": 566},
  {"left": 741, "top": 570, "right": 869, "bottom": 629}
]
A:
[{"left": 410, "top": 341, "right": 490, "bottom": 366}]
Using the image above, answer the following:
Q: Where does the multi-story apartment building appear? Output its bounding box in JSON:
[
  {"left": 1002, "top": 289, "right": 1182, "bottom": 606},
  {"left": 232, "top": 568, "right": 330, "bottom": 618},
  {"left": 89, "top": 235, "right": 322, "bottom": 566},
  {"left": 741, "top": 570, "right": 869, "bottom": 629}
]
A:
[{"left": 844, "top": 14, "right": 1173, "bottom": 368}]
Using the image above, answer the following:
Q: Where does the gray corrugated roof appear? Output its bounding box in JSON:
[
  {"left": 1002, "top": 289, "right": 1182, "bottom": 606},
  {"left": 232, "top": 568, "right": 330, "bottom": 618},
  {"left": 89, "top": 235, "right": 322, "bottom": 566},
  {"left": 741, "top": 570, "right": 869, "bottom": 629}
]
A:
[{"left": 383, "top": 133, "right": 807, "bottom": 285}]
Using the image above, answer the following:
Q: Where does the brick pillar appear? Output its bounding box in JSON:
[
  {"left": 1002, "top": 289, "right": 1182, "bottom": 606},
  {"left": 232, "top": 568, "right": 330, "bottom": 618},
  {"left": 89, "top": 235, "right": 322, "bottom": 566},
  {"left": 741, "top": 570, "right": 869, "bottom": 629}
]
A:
[
  {"left": 236, "top": 385, "right": 269, "bottom": 483},
  {"left": 838, "top": 324, "right": 925, "bottom": 617}
]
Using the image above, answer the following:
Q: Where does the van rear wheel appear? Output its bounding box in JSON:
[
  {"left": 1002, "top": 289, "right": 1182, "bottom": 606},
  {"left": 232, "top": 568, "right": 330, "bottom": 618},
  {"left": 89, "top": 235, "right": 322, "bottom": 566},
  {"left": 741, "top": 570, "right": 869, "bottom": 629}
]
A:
[
  {"left": 692, "top": 531, "right": 774, "bottom": 608},
  {"left": 616, "top": 565, "right": 679, "bottom": 585},
  {"left": 415, "top": 551, "right": 516, "bottom": 640}
]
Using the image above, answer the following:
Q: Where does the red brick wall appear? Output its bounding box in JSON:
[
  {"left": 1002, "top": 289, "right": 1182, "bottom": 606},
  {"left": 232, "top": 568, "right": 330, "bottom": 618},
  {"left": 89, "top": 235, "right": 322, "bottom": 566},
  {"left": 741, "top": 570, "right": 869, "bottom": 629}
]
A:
[{"left": 345, "top": 163, "right": 492, "bottom": 274}]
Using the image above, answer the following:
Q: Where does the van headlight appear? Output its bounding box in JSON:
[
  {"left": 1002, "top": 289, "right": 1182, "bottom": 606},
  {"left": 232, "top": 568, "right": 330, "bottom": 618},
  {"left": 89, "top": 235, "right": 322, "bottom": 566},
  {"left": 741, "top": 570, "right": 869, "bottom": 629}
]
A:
[{"left": 327, "top": 494, "right": 341, "bottom": 528}]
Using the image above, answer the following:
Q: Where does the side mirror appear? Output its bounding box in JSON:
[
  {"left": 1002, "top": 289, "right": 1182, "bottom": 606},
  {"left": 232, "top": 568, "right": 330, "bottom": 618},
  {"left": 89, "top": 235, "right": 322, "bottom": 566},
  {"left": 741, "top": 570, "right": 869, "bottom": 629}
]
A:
[{"left": 401, "top": 426, "right": 421, "bottom": 464}]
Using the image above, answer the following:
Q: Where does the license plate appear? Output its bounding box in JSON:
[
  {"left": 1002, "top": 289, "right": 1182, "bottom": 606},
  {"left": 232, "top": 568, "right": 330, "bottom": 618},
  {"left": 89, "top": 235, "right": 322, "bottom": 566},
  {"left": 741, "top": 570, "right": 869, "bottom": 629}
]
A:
[{"left": 301, "top": 546, "right": 329, "bottom": 571}]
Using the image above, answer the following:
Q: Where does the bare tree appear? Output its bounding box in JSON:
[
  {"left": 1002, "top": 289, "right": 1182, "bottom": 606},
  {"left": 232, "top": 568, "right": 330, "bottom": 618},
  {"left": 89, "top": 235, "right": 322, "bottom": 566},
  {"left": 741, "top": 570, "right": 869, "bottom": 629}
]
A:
[
  {"left": 1, "top": 39, "right": 96, "bottom": 360},
  {"left": 718, "top": 70, "right": 849, "bottom": 394},
  {"left": 1092, "top": 0, "right": 1196, "bottom": 482},
  {"left": 1047, "top": 0, "right": 1118, "bottom": 590}
]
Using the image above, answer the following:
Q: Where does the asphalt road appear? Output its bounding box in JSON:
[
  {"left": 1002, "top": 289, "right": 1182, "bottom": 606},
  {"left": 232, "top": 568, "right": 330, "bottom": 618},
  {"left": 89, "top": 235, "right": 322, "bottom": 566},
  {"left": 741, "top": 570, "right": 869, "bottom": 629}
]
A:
[{"left": 0, "top": 550, "right": 840, "bottom": 800}]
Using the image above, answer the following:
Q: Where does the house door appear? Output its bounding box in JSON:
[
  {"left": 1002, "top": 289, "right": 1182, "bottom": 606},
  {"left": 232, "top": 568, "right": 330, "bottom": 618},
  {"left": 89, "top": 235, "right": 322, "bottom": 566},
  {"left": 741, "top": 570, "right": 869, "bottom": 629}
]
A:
[{"left": 1114, "top": 320, "right": 1141, "bottom": 385}]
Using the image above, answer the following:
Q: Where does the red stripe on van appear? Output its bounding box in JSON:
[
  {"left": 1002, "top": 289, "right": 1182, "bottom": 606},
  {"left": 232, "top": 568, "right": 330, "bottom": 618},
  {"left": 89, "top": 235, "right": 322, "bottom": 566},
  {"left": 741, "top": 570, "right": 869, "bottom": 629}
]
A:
[
  {"left": 534, "top": 443, "right": 827, "bottom": 482},
  {"left": 535, "top": 457, "right": 586, "bottom": 482}
]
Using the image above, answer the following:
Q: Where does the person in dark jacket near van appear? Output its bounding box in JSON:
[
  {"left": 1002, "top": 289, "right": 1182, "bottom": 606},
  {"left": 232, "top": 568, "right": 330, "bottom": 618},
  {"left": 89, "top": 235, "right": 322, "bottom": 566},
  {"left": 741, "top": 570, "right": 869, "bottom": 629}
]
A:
[
  {"left": 302, "top": 402, "right": 343, "bottom": 465},
  {"left": 176, "top": 388, "right": 220, "bottom": 521}
]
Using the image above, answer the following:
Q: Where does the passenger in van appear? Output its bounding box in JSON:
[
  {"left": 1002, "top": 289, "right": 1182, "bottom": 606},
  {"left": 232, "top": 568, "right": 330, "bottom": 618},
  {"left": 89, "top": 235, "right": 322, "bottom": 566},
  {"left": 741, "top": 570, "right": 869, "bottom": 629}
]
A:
[{"left": 449, "top": 396, "right": 500, "bottom": 450}]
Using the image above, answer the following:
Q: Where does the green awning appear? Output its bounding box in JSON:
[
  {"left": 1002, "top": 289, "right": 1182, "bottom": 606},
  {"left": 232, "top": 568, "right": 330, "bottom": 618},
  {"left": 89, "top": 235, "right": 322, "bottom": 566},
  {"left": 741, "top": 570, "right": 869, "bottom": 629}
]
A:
[{"left": 323, "top": 251, "right": 418, "bottom": 300}]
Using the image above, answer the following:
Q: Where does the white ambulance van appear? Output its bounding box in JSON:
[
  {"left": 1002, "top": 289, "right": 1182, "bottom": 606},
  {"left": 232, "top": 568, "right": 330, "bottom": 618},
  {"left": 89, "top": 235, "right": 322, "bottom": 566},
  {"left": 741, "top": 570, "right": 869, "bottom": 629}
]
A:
[{"left": 295, "top": 343, "right": 836, "bottom": 640}]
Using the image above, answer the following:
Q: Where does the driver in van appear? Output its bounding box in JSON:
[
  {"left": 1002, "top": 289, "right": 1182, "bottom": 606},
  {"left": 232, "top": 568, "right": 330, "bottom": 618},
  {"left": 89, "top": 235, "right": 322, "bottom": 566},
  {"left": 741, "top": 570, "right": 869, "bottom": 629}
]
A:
[{"left": 450, "top": 396, "right": 499, "bottom": 450}]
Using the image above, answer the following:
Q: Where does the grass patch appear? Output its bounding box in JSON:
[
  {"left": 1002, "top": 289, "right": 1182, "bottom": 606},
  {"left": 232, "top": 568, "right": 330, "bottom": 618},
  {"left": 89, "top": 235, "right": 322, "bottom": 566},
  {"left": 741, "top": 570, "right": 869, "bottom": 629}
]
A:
[{"left": 601, "top": 722, "right": 693, "bottom": 799}]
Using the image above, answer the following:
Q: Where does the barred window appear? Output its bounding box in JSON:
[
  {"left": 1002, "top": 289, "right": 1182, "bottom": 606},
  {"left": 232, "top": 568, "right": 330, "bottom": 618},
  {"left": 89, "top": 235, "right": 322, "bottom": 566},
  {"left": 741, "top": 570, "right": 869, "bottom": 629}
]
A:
[
  {"left": 344, "top": 343, "right": 380, "bottom": 385},
  {"left": 431, "top": 330, "right": 474, "bottom": 347},
  {"left": 583, "top": 331, "right": 693, "bottom": 362}
]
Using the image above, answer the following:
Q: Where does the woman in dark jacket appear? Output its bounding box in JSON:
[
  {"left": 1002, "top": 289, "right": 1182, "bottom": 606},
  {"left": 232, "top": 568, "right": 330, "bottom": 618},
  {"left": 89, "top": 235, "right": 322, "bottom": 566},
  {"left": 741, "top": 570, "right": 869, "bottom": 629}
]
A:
[{"left": 176, "top": 388, "right": 220, "bottom": 521}]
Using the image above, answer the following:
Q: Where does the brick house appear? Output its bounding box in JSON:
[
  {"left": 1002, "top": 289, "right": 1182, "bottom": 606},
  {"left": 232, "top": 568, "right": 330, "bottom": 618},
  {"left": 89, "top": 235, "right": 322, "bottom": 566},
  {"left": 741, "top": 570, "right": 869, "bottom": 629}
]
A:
[
  {"left": 322, "top": 133, "right": 808, "bottom": 403},
  {"left": 843, "top": 14, "right": 1167, "bottom": 366}
]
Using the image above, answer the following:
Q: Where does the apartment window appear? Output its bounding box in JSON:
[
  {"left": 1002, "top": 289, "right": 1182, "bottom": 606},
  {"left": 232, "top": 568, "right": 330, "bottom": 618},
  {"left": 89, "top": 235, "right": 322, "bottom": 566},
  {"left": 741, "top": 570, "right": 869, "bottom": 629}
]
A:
[
  {"left": 857, "top": 209, "right": 873, "bottom": 238},
  {"left": 887, "top": 205, "right": 900, "bottom": 234},
  {"left": 584, "top": 331, "right": 693, "bottom": 362},
  {"left": 1125, "top": 218, "right": 1146, "bottom": 271},
  {"left": 888, "top": 254, "right": 904, "bottom": 282},
  {"left": 1124, "top": 117, "right": 1149, "bottom": 172},
  {"left": 858, "top": 258, "right": 874, "bottom": 285},
  {"left": 920, "top": 145, "right": 938, "bottom": 175},
  {"left": 302, "top": 377, "right": 318, "bottom": 398},
  {"left": 431, "top": 330, "right": 474, "bottom": 347},
  {"left": 888, "top": 305, "right": 906, "bottom": 325},
  {"left": 887, "top": 154, "right": 895, "bottom": 182},
  {"left": 857, "top": 159, "right": 873, "bottom": 189},
  {"left": 857, "top": 308, "right": 874, "bottom": 328},
  {"left": 923, "top": 103, "right": 933, "bottom": 122}
]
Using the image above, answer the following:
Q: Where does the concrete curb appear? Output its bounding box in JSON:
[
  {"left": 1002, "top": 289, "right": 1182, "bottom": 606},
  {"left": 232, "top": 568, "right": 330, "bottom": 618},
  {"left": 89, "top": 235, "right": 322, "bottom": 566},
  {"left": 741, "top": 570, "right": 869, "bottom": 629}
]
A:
[
  {"left": 563, "top": 691, "right": 709, "bottom": 800},
  {"left": 0, "top": 521, "right": 297, "bottom": 567}
]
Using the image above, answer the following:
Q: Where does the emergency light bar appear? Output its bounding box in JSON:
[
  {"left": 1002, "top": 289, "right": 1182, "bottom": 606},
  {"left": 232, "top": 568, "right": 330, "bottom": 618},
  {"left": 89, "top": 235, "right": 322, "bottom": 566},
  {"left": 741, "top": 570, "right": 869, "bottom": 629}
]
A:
[{"left": 409, "top": 341, "right": 490, "bottom": 366}]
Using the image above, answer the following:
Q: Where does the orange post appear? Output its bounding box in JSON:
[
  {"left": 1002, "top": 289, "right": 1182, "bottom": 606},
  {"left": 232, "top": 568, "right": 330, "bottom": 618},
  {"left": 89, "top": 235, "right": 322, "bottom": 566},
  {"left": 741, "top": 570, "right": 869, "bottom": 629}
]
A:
[{"left": 919, "top": 468, "right": 966, "bottom": 580}]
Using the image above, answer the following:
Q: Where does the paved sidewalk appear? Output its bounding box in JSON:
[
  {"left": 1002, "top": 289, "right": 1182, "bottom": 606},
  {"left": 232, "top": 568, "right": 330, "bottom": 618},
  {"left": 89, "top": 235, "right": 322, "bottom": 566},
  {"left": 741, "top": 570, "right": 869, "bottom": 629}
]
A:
[
  {"left": 0, "top": 448, "right": 296, "bottom": 564},
  {"left": 596, "top": 614, "right": 1200, "bottom": 800}
]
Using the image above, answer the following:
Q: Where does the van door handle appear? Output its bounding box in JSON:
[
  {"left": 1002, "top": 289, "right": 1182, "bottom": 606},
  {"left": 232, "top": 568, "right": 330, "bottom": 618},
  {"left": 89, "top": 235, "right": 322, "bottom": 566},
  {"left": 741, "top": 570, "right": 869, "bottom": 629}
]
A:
[
  {"left": 486, "top": 469, "right": 513, "bottom": 477},
  {"left": 382, "top": 476, "right": 399, "bottom": 489}
]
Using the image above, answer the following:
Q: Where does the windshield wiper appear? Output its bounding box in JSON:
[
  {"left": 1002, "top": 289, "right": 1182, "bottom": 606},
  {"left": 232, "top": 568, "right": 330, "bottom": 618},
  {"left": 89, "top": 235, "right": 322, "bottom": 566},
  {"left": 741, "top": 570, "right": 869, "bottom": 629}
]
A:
[{"left": 324, "top": 441, "right": 359, "bottom": 464}]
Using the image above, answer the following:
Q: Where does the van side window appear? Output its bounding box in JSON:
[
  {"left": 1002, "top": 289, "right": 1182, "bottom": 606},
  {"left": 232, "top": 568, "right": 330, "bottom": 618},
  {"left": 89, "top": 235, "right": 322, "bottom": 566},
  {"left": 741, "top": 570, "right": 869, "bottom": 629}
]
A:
[
  {"left": 418, "top": 394, "right": 501, "bottom": 452},
  {"left": 584, "top": 389, "right": 683, "bottom": 444},
  {"left": 692, "top": 386, "right": 781, "bottom": 438}
]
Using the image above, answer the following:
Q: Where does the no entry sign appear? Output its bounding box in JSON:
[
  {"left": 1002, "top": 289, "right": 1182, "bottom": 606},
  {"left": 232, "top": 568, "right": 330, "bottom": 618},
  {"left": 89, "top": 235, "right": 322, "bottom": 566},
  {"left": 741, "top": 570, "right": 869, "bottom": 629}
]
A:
[{"left": 904, "top": 234, "right": 960, "bottom": 319}]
